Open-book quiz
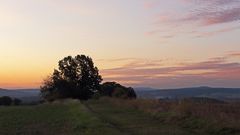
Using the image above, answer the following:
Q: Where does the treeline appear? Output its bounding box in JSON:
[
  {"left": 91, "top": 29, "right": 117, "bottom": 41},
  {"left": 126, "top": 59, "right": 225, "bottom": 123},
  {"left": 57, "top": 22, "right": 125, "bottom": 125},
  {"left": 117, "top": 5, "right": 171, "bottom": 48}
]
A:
[
  {"left": 0, "top": 96, "right": 21, "bottom": 106},
  {"left": 41, "top": 55, "right": 137, "bottom": 101}
]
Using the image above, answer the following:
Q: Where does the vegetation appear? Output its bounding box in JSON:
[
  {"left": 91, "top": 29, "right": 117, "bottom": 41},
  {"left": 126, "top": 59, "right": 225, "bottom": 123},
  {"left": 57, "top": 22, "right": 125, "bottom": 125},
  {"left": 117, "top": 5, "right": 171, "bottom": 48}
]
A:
[
  {"left": 99, "top": 82, "right": 137, "bottom": 99},
  {"left": 40, "top": 55, "right": 137, "bottom": 101},
  {"left": 0, "top": 96, "right": 22, "bottom": 106},
  {"left": 0, "top": 100, "right": 122, "bottom": 135},
  {"left": 0, "top": 96, "right": 12, "bottom": 106},
  {"left": 94, "top": 98, "right": 240, "bottom": 135},
  {"left": 20, "top": 54, "right": 238, "bottom": 134},
  {"left": 0, "top": 98, "right": 239, "bottom": 135},
  {"left": 13, "top": 98, "right": 22, "bottom": 105},
  {"left": 40, "top": 55, "right": 102, "bottom": 101}
]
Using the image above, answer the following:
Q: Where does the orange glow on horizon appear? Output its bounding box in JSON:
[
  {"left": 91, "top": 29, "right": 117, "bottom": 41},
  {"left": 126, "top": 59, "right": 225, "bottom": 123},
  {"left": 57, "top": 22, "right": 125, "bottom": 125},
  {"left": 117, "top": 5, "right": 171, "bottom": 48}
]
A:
[{"left": 0, "top": 1, "right": 239, "bottom": 89}]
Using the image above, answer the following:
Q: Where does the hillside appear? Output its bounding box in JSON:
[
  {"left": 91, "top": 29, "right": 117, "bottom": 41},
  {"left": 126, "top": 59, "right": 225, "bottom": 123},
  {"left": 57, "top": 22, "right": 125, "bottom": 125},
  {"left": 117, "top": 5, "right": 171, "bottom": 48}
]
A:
[
  {"left": 135, "top": 87, "right": 240, "bottom": 100},
  {"left": 1, "top": 87, "right": 240, "bottom": 103},
  {"left": 0, "top": 88, "right": 40, "bottom": 103},
  {"left": 0, "top": 100, "right": 122, "bottom": 135},
  {"left": 0, "top": 98, "right": 239, "bottom": 135},
  {"left": 1, "top": 86, "right": 240, "bottom": 103}
]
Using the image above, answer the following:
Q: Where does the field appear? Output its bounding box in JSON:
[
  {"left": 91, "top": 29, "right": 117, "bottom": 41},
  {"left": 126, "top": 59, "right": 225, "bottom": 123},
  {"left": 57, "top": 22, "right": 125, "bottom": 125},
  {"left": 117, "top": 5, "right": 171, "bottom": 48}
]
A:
[{"left": 0, "top": 98, "right": 240, "bottom": 135}]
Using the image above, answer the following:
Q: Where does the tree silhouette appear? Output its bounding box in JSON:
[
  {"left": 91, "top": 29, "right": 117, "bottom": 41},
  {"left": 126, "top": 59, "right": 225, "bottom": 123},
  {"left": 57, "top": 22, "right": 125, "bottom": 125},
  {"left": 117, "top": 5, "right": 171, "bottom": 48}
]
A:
[
  {"left": 13, "top": 98, "right": 22, "bottom": 105},
  {"left": 41, "top": 55, "right": 102, "bottom": 101},
  {"left": 0, "top": 96, "right": 12, "bottom": 106},
  {"left": 100, "top": 82, "right": 137, "bottom": 99}
]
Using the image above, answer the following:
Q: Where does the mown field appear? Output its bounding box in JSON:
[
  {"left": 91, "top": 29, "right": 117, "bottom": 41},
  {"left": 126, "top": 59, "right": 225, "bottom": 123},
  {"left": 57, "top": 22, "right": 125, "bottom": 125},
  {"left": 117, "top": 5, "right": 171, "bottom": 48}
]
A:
[{"left": 0, "top": 98, "right": 240, "bottom": 135}]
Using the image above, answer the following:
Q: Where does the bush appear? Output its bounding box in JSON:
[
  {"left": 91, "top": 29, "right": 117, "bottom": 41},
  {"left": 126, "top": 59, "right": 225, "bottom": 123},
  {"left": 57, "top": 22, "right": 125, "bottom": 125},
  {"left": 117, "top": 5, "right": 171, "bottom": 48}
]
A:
[
  {"left": 13, "top": 98, "right": 22, "bottom": 105},
  {"left": 0, "top": 96, "right": 12, "bottom": 106},
  {"left": 100, "top": 82, "right": 137, "bottom": 99}
]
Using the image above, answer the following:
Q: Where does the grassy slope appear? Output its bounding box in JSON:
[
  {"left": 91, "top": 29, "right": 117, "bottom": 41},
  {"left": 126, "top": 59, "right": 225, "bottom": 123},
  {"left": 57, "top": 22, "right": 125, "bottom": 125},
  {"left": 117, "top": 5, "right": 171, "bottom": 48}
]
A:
[
  {"left": 86, "top": 98, "right": 240, "bottom": 135},
  {"left": 85, "top": 100, "right": 191, "bottom": 135},
  {"left": 0, "top": 99, "right": 239, "bottom": 135},
  {"left": 0, "top": 100, "right": 121, "bottom": 135}
]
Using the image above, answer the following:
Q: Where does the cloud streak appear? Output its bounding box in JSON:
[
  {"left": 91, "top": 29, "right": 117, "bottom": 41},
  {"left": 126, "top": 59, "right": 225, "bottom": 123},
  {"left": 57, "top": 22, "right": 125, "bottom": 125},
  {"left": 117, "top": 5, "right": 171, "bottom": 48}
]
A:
[
  {"left": 229, "top": 52, "right": 240, "bottom": 58},
  {"left": 101, "top": 53, "right": 240, "bottom": 88},
  {"left": 147, "top": 0, "right": 240, "bottom": 38}
]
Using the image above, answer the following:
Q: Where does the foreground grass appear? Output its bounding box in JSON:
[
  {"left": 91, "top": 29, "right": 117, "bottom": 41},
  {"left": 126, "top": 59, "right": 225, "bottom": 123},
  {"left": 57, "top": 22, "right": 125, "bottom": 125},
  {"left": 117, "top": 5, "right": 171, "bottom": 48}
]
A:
[
  {"left": 85, "top": 99, "right": 192, "bottom": 135},
  {"left": 86, "top": 98, "right": 240, "bottom": 135},
  {"left": 0, "top": 98, "right": 239, "bottom": 135},
  {"left": 0, "top": 100, "right": 122, "bottom": 135}
]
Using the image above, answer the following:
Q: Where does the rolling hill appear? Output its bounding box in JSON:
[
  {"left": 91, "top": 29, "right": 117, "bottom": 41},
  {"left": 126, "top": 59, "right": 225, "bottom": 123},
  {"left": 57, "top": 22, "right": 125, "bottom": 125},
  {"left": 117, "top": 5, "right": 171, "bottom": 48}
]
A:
[
  {"left": 1, "top": 86, "right": 240, "bottom": 102},
  {"left": 135, "top": 86, "right": 240, "bottom": 101},
  {"left": 0, "top": 88, "right": 40, "bottom": 103}
]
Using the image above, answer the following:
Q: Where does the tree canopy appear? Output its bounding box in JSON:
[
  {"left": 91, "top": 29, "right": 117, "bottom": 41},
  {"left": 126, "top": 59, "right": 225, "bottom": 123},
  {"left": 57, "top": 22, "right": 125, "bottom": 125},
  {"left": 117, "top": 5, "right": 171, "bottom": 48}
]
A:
[{"left": 41, "top": 55, "right": 102, "bottom": 101}]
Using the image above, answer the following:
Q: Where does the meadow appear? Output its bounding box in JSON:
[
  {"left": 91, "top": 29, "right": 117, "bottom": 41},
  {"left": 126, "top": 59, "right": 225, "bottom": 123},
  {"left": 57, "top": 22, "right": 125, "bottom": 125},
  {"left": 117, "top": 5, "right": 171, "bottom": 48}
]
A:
[{"left": 0, "top": 98, "right": 239, "bottom": 135}]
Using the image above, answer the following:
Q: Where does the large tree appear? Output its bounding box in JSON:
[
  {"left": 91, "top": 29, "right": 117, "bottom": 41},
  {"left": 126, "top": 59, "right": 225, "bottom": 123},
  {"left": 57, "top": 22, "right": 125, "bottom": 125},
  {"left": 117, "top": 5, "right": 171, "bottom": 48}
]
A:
[{"left": 41, "top": 55, "right": 102, "bottom": 101}]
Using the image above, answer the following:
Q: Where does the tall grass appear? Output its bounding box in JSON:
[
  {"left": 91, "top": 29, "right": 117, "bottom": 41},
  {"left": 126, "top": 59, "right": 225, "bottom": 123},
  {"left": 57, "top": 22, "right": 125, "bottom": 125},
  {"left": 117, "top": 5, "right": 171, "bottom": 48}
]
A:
[{"left": 97, "top": 97, "right": 240, "bottom": 134}]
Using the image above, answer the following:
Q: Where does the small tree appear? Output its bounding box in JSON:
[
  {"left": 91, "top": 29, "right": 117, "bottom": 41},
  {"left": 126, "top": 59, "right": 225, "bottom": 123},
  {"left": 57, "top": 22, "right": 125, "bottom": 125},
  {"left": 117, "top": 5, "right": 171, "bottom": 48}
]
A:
[
  {"left": 13, "top": 98, "right": 22, "bottom": 105},
  {"left": 0, "top": 96, "right": 12, "bottom": 106},
  {"left": 41, "top": 55, "right": 102, "bottom": 101}
]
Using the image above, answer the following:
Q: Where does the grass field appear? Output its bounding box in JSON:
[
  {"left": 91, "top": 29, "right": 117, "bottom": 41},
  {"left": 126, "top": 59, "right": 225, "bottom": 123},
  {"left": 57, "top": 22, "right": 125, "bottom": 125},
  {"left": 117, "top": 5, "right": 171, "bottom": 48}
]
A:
[
  {"left": 0, "top": 98, "right": 239, "bottom": 135},
  {"left": 85, "top": 98, "right": 240, "bottom": 135},
  {"left": 0, "top": 100, "right": 122, "bottom": 135}
]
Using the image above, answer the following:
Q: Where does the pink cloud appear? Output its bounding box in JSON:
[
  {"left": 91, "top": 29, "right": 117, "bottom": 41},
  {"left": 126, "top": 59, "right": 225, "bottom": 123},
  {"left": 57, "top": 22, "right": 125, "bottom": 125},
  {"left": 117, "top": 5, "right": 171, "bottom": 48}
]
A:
[
  {"left": 228, "top": 52, "right": 240, "bottom": 58},
  {"left": 147, "top": 0, "right": 240, "bottom": 38},
  {"left": 144, "top": 1, "right": 157, "bottom": 9},
  {"left": 198, "top": 7, "right": 240, "bottom": 26},
  {"left": 195, "top": 26, "right": 240, "bottom": 37},
  {"left": 101, "top": 55, "right": 240, "bottom": 88}
]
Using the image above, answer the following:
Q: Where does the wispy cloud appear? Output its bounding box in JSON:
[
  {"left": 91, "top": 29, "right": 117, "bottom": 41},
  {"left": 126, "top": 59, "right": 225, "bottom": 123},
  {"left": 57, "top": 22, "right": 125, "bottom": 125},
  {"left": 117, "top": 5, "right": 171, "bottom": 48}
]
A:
[
  {"left": 101, "top": 53, "right": 240, "bottom": 88},
  {"left": 228, "top": 52, "right": 240, "bottom": 58},
  {"left": 195, "top": 25, "right": 240, "bottom": 37},
  {"left": 144, "top": 1, "right": 158, "bottom": 9},
  {"left": 146, "top": 0, "right": 240, "bottom": 39},
  {"left": 180, "top": 1, "right": 240, "bottom": 26}
]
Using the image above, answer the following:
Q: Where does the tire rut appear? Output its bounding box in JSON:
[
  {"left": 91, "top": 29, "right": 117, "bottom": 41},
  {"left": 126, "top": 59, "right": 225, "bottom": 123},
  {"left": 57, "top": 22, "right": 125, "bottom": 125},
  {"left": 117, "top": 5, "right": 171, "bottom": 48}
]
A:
[{"left": 83, "top": 103, "right": 132, "bottom": 135}]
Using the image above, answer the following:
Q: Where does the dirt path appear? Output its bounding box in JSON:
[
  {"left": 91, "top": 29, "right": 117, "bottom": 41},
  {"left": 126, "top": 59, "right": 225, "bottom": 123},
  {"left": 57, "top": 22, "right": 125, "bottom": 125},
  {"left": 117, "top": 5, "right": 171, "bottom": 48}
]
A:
[
  {"left": 84, "top": 100, "right": 192, "bottom": 135},
  {"left": 84, "top": 102, "right": 132, "bottom": 135}
]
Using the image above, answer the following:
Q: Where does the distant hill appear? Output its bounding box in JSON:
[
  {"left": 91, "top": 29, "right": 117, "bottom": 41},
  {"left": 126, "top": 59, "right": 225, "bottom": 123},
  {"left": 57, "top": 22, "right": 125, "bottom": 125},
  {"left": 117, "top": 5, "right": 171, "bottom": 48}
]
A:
[
  {"left": 2, "top": 86, "right": 240, "bottom": 102},
  {"left": 0, "top": 88, "right": 40, "bottom": 103},
  {"left": 135, "top": 86, "right": 240, "bottom": 101}
]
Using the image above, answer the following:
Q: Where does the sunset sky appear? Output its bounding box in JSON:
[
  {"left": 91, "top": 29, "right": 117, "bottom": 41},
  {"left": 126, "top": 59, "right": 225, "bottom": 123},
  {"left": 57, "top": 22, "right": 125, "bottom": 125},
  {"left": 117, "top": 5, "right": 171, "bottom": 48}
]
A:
[{"left": 0, "top": 0, "right": 240, "bottom": 89}]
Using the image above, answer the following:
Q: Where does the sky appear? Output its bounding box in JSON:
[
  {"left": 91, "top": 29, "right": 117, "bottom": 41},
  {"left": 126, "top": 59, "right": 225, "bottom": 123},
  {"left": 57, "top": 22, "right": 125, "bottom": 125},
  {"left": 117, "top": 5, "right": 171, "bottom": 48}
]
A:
[{"left": 0, "top": 0, "right": 240, "bottom": 89}]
